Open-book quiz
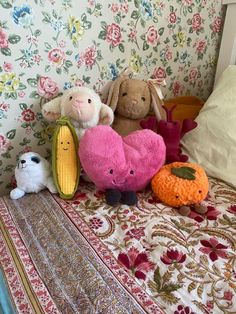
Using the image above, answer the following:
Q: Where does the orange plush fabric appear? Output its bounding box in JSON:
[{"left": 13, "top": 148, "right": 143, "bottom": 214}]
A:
[
  {"left": 151, "top": 162, "right": 209, "bottom": 207},
  {"left": 164, "top": 96, "right": 204, "bottom": 124}
]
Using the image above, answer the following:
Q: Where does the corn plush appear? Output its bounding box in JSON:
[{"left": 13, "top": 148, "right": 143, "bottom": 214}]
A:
[{"left": 52, "top": 117, "right": 80, "bottom": 199}]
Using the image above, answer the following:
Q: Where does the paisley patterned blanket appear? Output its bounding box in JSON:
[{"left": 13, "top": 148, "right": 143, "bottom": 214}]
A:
[{"left": 0, "top": 177, "right": 236, "bottom": 314}]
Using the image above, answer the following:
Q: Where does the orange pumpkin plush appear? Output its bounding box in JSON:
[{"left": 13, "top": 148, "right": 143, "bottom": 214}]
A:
[{"left": 151, "top": 162, "right": 209, "bottom": 215}]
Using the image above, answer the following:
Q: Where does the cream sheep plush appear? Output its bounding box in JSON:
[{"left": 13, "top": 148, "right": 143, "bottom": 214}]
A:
[
  {"left": 10, "top": 152, "right": 57, "bottom": 200},
  {"left": 42, "top": 86, "right": 114, "bottom": 140}
]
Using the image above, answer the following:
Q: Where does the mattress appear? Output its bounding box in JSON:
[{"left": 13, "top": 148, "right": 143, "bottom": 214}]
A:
[{"left": 0, "top": 177, "right": 236, "bottom": 314}]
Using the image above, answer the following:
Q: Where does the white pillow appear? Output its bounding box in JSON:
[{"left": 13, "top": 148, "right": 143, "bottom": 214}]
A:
[{"left": 181, "top": 65, "right": 236, "bottom": 188}]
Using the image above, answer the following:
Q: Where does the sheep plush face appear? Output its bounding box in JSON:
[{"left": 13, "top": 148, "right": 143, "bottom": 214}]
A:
[
  {"left": 62, "top": 87, "right": 101, "bottom": 123},
  {"left": 42, "top": 87, "right": 114, "bottom": 140}
]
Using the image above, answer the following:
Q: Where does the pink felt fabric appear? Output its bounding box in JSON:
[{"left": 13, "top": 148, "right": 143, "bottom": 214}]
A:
[{"left": 79, "top": 125, "right": 166, "bottom": 192}]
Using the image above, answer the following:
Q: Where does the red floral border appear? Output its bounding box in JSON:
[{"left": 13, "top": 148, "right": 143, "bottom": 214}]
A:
[{"left": 0, "top": 200, "right": 60, "bottom": 314}]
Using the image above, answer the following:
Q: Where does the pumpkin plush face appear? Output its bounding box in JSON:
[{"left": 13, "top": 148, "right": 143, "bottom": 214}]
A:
[{"left": 151, "top": 162, "right": 209, "bottom": 207}]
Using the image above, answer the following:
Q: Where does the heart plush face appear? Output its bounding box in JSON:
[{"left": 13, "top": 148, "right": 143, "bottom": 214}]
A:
[{"left": 79, "top": 125, "right": 166, "bottom": 192}]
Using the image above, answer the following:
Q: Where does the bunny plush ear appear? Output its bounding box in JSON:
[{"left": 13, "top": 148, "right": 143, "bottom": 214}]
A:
[
  {"left": 106, "top": 67, "right": 134, "bottom": 111},
  {"left": 148, "top": 78, "right": 167, "bottom": 121},
  {"left": 41, "top": 96, "right": 62, "bottom": 122}
]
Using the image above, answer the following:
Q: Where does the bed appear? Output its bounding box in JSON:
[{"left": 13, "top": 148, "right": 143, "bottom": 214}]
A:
[{"left": 1, "top": 3, "right": 236, "bottom": 314}]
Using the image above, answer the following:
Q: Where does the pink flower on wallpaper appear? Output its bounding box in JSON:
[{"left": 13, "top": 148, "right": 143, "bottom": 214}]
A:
[
  {"left": 0, "top": 102, "right": 9, "bottom": 111},
  {"left": 21, "top": 109, "right": 35, "bottom": 122},
  {"left": 83, "top": 45, "right": 97, "bottom": 68},
  {"left": 0, "top": 134, "right": 10, "bottom": 154},
  {"left": 128, "top": 29, "right": 137, "bottom": 40},
  {"left": 18, "top": 91, "right": 25, "bottom": 98},
  {"left": 120, "top": 3, "right": 129, "bottom": 14},
  {"left": 182, "top": 0, "right": 193, "bottom": 5},
  {"left": 37, "top": 76, "right": 59, "bottom": 99},
  {"left": 0, "top": 28, "right": 8, "bottom": 48},
  {"left": 146, "top": 26, "right": 160, "bottom": 46},
  {"left": 75, "top": 79, "right": 84, "bottom": 87},
  {"left": 172, "top": 81, "right": 183, "bottom": 96},
  {"left": 152, "top": 66, "right": 166, "bottom": 80},
  {"left": 106, "top": 23, "right": 122, "bottom": 47},
  {"left": 199, "top": 237, "right": 228, "bottom": 262},
  {"left": 192, "top": 13, "right": 202, "bottom": 31},
  {"left": 212, "top": 17, "right": 222, "bottom": 33},
  {"left": 161, "top": 249, "right": 186, "bottom": 265},
  {"left": 3, "top": 62, "right": 13, "bottom": 72},
  {"left": 48, "top": 48, "right": 65, "bottom": 67},
  {"left": 194, "top": 39, "right": 207, "bottom": 54},
  {"left": 118, "top": 247, "right": 155, "bottom": 280},
  {"left": 111, "top": 3, "right": 119, "bottom": 13},
  {"left": 189, "top": 67, "right": 199, "bottom": 83},
  {"left": 168, "top": 12, "right": 177, "bottom": 24}
]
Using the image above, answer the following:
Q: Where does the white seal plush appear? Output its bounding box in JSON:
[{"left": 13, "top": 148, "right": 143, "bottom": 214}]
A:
[{"left": 10, "top": 152, "right": 57, "bottom": 200}]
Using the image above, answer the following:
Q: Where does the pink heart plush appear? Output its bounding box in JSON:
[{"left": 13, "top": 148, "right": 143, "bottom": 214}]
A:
[{"left": 79, "top": 125, "right": 166, "bottom": 192}]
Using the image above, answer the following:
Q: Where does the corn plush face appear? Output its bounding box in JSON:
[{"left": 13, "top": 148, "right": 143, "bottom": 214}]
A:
[{"left": 52, "top": 117, "right": 80, "bottom": 199}]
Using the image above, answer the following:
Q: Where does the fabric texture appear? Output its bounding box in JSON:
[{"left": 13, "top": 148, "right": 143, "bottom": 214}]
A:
[
  {"left": 1, "top": 177, "right": 236, "bottom": 313},
  {"left": 181, "top": 65, "right": 236, "bottom": 188}
]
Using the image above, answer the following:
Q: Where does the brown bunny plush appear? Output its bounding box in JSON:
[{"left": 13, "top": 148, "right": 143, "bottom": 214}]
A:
[{"left": 106, "top": 72, "right": 166, "bottom": 136}]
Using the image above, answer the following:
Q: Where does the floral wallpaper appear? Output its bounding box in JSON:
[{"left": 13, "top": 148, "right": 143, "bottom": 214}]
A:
[{"left": 0, "top": 0, "right": 225, "bottom": 196}]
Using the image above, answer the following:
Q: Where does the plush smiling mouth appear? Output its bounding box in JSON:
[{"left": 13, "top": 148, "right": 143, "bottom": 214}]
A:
[
  {"left": 63, "top": 148, "right": 69, "bottom": 151},
  {"left": 112, "top": 179, "right": 127, "bottom": 186}
]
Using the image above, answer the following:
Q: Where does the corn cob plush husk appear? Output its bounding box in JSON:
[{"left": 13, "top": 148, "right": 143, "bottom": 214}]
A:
[{"left": 52, "top": 117, "right": 80, "bottom": 199}]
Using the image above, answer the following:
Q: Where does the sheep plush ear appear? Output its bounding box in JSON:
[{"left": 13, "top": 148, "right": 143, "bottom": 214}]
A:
[
  {"left": 148, "top": 79, "right": 167, "bottom": 121},
  {"left": 99, "top": 103, "right": 114, "bottom": 125},
  {"left": 41, "top": 96, "right": 62, "bottom": 122}
]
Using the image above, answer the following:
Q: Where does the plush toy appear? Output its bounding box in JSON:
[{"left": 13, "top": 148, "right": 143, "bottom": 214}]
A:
[
  {"left": 10, "top": 152, "right": 57, "bottom": 200},
  {"left": 42, "top": 86, "right": 114, "bottom": 140},
  {"left": 79, "top": 125, "right": 166, "bottom": 206},
  {"left": 106, "top": 71, "right": 166, "bottom": 136},
  {"left": 151, "top": 162, "right": 209, "bottom": 216},
  {"left": 141, "top": 105, "right": 197, "bottom": 163},
  {"left": 52, "top": 117, "right": 80, "bottom": 199}
]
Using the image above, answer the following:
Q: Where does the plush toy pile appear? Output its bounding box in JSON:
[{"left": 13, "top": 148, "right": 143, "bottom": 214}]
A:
[{"left": 10, "top": 73, "right": 208, "bottom": 217}]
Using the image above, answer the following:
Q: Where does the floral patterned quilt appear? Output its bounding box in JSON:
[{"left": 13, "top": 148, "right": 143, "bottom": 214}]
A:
[{"left": 0, "top": 177, "right": 236, "bottom": 314}]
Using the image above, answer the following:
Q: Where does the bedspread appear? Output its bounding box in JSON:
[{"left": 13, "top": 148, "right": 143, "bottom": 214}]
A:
[{"left": 0, "top": 177, "right": 236, "bottom": 314}]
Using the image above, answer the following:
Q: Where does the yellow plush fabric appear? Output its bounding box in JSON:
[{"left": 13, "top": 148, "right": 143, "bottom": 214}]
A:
[
  {"left": 181, "top": 66, "right": 236, "bottom": 188},
  {"left": 52, "top": 117, "right": 80, "bottom": 199}
]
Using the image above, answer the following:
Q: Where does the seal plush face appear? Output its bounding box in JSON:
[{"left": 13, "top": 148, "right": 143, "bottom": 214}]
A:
[
  {"left": 17, "top": 152, "right": 41, "bottom": 170},
  {"left": 15, "top": 152, "right": 51, "bottom": 193}
]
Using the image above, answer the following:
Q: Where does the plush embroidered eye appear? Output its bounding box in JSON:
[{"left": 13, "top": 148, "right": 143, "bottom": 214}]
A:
[
  {"left": 122, "top": 92, "right": 127, "bottom": 96},
  {"left": 130, "top": 170, "right": 134, "bottom": 175},
  {"left": 141, "top": 97, "right": 146, "bottom": 101},
  {"left": 175, "top": 195, "right": 179, "bottom": 199},
  {"left": 31, "top": 156, "right": 40, "bottom": 163},
  {"left": 67, "top": 142, "right": 70, "bottom": 144},
  {"left": 109, "top": 169, "right": 113, "bottom": 174},
  {"left": 88, "top": 99, "right": 92, "bottom": 103},
  {"left": 69, "top": 96, "right": 73, "bottom": 100},
  {"left": 199, "top": 190, "right": 202, "bottom": 193}
]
